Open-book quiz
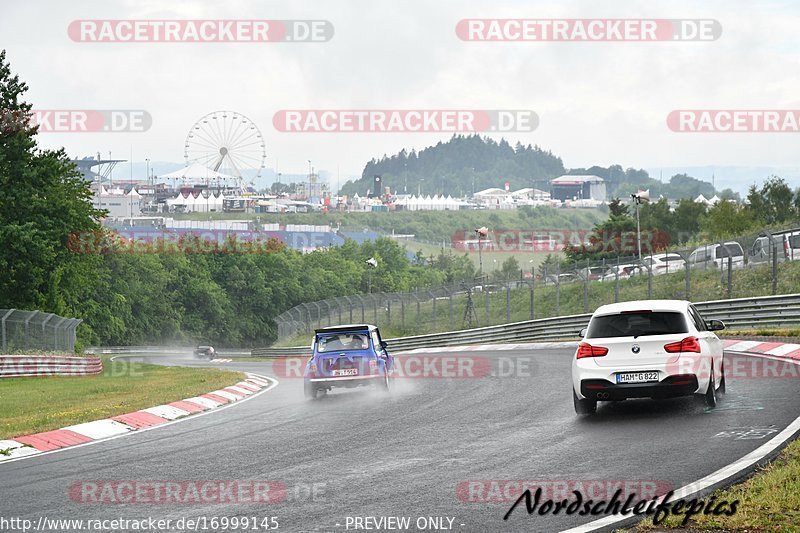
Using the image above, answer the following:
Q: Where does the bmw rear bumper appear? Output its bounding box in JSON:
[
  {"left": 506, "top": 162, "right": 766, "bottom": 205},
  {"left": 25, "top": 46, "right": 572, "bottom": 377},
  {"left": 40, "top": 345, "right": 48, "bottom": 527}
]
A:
[{"left": 579, "top": 375, "right": 700, "bottom": 401}]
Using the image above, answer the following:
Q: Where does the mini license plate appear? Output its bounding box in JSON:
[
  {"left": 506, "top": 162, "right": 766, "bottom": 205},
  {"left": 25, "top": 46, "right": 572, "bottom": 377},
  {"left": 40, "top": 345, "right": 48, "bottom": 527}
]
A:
[{"left": 332, "top": 368, "right": 358, "bottom": 376}]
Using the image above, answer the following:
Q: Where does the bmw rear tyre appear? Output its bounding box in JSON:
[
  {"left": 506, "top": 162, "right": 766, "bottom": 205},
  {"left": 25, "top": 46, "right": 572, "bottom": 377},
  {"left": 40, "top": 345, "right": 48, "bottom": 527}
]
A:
[{"left": 573, "top": 390, "right": 596, "bottom": 415}]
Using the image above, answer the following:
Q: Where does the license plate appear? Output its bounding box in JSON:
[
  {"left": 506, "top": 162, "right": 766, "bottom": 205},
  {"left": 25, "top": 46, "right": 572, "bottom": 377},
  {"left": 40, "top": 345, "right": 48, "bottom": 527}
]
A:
[
  {"left": 332, "top": 368, "right": 357, "bottom": 376},
  {"left": 616, "top": 371, "right": 658, "bottom": 384}
]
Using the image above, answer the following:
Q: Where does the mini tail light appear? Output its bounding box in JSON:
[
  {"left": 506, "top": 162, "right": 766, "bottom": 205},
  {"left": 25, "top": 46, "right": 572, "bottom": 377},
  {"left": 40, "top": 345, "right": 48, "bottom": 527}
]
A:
[
  {"left": 664, "top": 336, "right": 701, "bottom": 353},
  {"left": 576, "top": 342, "right": 609, "bottom": 359},
  {"left": 369, "top": 360, "right": 378, "bottom": 373},
  {"left": 309, "top": 362, "right": 318, "bottom": 376}
]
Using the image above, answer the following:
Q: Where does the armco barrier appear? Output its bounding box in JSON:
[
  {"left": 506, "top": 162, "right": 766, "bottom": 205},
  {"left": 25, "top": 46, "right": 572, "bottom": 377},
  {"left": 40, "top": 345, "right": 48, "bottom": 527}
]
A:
[
  {"left": 251, "top": 293, "right": 800, "bottom": 357},
  {"left": 0, "top": 355, "right": 103, "bottom": 378}
]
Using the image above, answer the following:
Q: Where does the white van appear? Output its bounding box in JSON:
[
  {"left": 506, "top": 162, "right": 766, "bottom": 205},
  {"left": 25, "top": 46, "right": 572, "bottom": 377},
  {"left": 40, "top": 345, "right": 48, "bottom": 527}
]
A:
[
  {"left": 688, "top": 242, "right": 745, "bottom": 269},
  {"left": 783, "top": 230, "right": 800, "bottom": 261}
]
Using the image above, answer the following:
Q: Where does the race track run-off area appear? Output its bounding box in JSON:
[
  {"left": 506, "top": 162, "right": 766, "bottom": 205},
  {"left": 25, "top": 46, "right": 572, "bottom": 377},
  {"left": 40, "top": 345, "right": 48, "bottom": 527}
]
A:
[{"left": 1, "top": 346, "right": 798, "bottom": 533}]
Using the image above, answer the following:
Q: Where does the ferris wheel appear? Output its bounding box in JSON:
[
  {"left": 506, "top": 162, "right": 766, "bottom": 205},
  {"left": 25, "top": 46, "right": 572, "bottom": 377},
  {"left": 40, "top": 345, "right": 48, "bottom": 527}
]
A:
[{"left": 184, "top": 110, "right": 266, "bottom": 189}]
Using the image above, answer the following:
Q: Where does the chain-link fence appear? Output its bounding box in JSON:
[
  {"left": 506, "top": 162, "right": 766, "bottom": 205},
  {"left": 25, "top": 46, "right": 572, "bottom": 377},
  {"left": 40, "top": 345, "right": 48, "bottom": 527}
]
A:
[
  {"left": 0, "top": 309, "right": 82, "bottom": 353},
  {"left": 275, "top": 226, "right": 800, "bottom": 343}
]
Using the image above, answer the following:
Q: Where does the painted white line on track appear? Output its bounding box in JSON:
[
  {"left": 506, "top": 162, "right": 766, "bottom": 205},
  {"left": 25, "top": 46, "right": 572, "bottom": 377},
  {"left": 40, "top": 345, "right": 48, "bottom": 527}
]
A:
[
  {"left": 560, "top": 350, "right": 800, "bottom": 533},
  {"left": 0, "top": 373, "right": 279, "bottom": 467}
]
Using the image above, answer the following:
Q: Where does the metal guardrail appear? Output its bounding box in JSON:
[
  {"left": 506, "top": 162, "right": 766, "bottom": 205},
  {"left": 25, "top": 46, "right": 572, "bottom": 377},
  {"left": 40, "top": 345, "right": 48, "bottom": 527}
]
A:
[
  {"left": 84, "top": 346, "right": 251, "bottom": 356},
  {"left": 251, "top": 293, "right": 800, "bottom": 357},
  {"left": 0, "top": 355, "right": 102, "bottom": 378}
]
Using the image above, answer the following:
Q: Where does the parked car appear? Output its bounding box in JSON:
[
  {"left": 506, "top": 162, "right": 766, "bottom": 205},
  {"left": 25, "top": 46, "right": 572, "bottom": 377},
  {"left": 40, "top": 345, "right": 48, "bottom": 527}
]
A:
[
  {"left": 304, "top": 324, "right": 395, "bottom": 399},
  {"left": 599, "top": 264, "right": 641, "bottom": 282},
  {"left": 572, "top": 300, "right": 725, "bottom": 415},
  {"left": 641, "top": 253, "right": 686, "bottom": 275},
  {"left": 543, "top": 272, "right": 578, "bottom": 285},
  {"left": 687, "top": 242, "right": 744, "bottom": 270},
  {"left": 577, "top": 266, "right": 608, "bottom": 281},
  {"left": 784, "top": 230, "right": 800, "bottom": 261},
  {"left": 193, "top": 346, "right": 216, "bottom": 360}
]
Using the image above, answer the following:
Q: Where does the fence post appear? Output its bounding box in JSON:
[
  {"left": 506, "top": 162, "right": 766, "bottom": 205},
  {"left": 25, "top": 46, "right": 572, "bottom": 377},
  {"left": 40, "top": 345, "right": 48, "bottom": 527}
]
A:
[
  {"left": 583, "top": 259, "right": 589, "bottom": 313},
  {"left": 684, "top": 258, "right": 691, "bottom": 301},
  {"left": 530, "top": 278, "right": 535, "bottom": 320},
  {"left": 555, "top": 261, "right": 561, "bottom": 316},
  {"left": 506, "top": 282, "right": 511, "bottom": 323},
  {"left": 485, "top": 287, "right": 490, "bottom": 325},
  {"left": 52, "top": 317, "right": 66, "bottom": 351},
  {"left": 1, "top": 309, "right": 12, "bottom": 353},
  {"left": 614, "top": 256, "right": 620, "bottom": 303},
  {"left": 726, "top": 255, "right": 733, "bottom": 298},
  {"left": 772, "top": 242, "right": 779, "bottom": 295},
  {"left": 448, "top": 288, "right": 454, "bottom": 329},
  {"left": 431, "top": 290, "right": 437, "bottom": 331},
  {"left": 24, "top": 311, "right": 37, "bottom": 351}
]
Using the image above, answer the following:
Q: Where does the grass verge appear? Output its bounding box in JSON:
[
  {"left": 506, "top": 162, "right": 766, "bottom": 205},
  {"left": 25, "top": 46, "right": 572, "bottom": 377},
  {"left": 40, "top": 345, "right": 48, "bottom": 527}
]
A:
[
  {"left": 0, "top": 357, "right": 245, "bottom": 440},
  {"left": 629, "top": 438, "right": 800, "bottom": 531}
]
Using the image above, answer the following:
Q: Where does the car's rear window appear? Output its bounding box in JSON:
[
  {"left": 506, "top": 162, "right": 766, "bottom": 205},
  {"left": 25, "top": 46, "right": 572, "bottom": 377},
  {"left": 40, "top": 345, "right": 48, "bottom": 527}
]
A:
[
  {"left": 715, "top": 243, "right": 743, "bottom": 258},
  {"left": 316, "top": 333, "right": 370, "bottom": 352},
  {"left": 788, "top": 235, "right": 800, "bottom": 249},
  {"left": 586, "top": 311, "right": 688, "bottom": 338}
]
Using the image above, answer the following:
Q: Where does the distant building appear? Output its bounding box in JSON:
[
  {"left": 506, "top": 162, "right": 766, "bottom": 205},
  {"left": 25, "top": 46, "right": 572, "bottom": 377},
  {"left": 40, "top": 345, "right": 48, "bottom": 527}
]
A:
[
  {"left": 511, "top": 188, "right": 551, "bottom": 202},
  {"left": 93, "top": 187, "right": 142, "bottom": 219},
  {"left": 550, "top": 175, "right": 606, "bottom": 202},
  {"left": 473, "top": 187, "right": 514, "bottom": 209}
]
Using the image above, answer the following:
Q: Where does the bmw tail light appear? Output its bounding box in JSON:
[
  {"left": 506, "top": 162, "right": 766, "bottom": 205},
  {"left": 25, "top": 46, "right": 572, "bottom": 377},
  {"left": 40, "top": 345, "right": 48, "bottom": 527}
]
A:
[
  {"left": 664, "top": 336, "right": 701, "bottom": 353},
  {"left": 576, "top": 343, "right": 609, "bottom": 359}
]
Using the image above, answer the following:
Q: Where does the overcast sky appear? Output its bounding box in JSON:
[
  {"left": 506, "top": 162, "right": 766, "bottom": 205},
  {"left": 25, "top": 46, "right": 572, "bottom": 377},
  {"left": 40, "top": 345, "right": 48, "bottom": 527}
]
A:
[{"left": 2, "top": 0, "right": 799, "bottom": 192}]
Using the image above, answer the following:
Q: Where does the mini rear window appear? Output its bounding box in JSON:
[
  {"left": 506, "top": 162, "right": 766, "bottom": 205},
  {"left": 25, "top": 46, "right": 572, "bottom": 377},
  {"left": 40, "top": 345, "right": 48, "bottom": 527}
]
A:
[
  {"left": 316, "top": 333, "right": 370, "bottom": 352},
  {"left": 586, "top": 311, "right": 688, "bottom": 339}
]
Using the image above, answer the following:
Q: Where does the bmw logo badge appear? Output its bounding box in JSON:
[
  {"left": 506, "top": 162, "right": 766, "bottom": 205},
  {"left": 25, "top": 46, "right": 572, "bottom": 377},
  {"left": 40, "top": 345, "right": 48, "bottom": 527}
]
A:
[{"left": 631, "top": 344, "right": 641, "bottom": 354}]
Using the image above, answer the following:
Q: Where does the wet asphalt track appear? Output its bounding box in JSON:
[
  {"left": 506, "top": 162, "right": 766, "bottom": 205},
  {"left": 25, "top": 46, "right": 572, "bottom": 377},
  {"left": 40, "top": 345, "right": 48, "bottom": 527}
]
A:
[{"left": 1, "top": 347, "right": 799, "bottom": 533}]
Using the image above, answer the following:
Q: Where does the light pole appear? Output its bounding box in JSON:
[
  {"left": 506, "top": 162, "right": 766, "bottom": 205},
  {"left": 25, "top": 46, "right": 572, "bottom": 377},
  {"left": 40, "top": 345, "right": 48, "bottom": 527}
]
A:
[
  {"left": 366, "top": 257, "right": 377, "bottom": 293},
  {"left": 630, "top": 190, "right": 650, "bottom": 260},
  {"left": 418, "top": 178, "right": 424, "bottom": 197},
  {"left": 475, "top": 226, "right": 488, "bottom": 278}
]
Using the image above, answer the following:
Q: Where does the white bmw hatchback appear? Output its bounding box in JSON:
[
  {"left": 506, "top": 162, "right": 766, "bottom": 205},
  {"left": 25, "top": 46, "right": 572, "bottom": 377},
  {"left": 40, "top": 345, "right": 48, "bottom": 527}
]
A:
[{"left": 572, "top": 300, "right": 726, "bottom": 415}]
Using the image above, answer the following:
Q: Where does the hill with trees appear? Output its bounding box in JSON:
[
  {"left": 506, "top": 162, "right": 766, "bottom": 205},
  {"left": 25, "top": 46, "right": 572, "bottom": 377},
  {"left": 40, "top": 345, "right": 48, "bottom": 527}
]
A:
[
  {"left": 340, "top": 134, "right": 566, "bottom": 197},
  {"left": 342, "top": 136, "right": 733, "bottom": 201}
]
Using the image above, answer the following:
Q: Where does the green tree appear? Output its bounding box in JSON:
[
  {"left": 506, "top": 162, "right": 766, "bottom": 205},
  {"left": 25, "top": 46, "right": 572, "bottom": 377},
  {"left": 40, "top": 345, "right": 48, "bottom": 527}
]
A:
[
  {"left": 494, "top": 256, "right": 520, "bottom": 281},
  {"left": 672, "top": 199, "right": 706, "bottom": 244},
  {"left": 0, "top": 49, "right": 105, "bottom": 312},
  {"left": 702, "top": 200, "right": 756, "bottom": 239}
]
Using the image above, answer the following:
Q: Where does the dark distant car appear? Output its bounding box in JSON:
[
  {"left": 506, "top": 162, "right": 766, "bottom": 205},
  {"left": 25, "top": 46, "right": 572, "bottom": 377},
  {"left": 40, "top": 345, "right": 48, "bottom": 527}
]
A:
[
  {"left": 304, "top": 324, "right": 395, "bottom": 400},
  {"left": 193, "top": 346, "right": 216, "bottom": 360}
]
